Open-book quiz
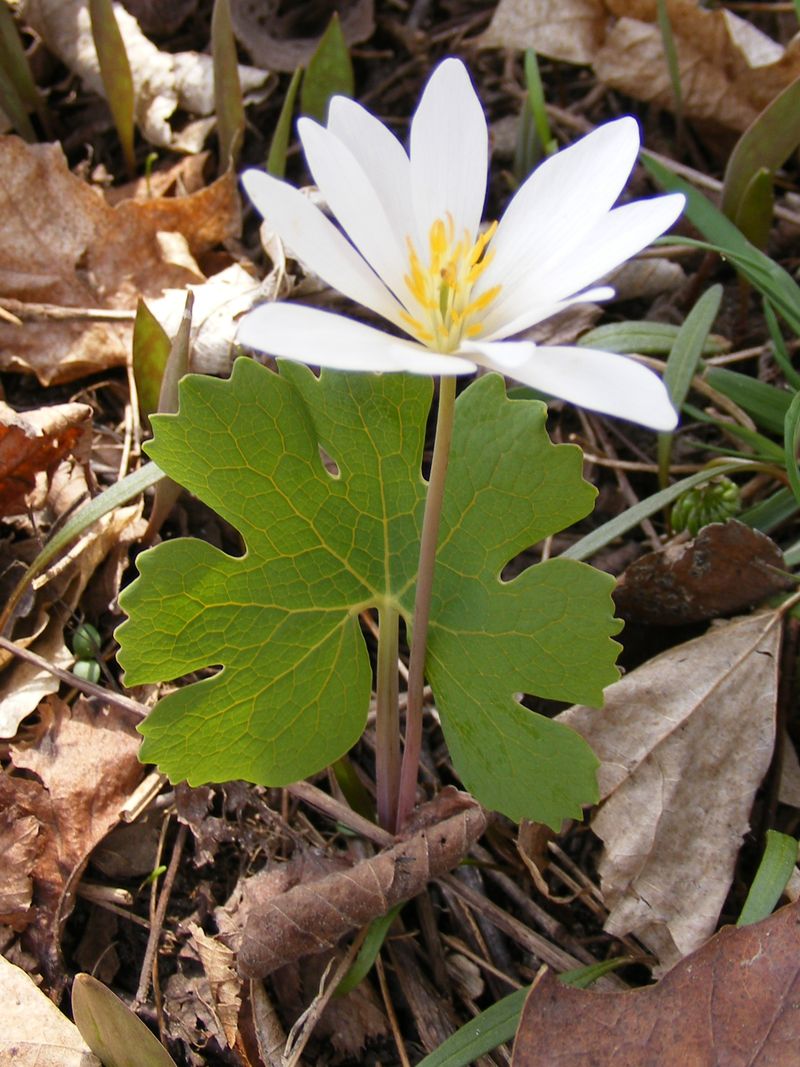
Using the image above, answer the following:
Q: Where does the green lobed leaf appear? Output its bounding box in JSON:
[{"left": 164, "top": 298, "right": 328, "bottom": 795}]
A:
[{"left": 118, "top": 360, "right": 618, "bottom": 824}]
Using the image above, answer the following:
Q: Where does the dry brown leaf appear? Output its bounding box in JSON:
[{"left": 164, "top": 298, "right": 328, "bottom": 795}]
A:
[
  {"left": 558, "top": 610, "right": 781, "bottom": 971},
  {"left": 0, "top": 137, "right": 240, "bottom": 384},
  {"left": 19, "top": 0, "right": 273, "bottom": 151},
  {"left": 512, "top": 897, "right": 800, "bottom": 1065},
  {"left": 0, "top": 402, "right": 92, "bottom": 517},
  {"left": 237, "top": 789, "right": 487, "bottom": 978},
  {"left": 187, "top": 922, "right": 242, "bottom": 1049},
  {"left": 614, "top": 520, "right": 792, "bottom": 625},
  {"left": 480, "top": 0, "right": 800, "bottom": 132},
  {"left": 146, "top": 263, "right": 263, "bottom": 377},
  {"left": 230, "top": 0, "right": 374, "bottom": 72},
  {"left": 1, "top": 954, "right": 100, "bottom": 1066},
  {"left": 481, "top": 0, "right": 606, "bottom": 64},
  {"left": 4, "top": 696, "right": 143, "bottom": 990},
  {"left": 0, "top": 809, "right": 38, "bottom": 928}
]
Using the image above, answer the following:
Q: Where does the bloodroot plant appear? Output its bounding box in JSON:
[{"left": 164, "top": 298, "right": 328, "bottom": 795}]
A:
[{"left": 117, "top": 59, "right": 683, "bottom": 832}]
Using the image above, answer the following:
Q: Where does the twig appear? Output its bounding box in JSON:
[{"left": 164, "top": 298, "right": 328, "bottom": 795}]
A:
[
  {"left": 376, "top": 953, "right": 411, "bottom": 1067},
  {"left": 133, "top": 821, "right": 188, "bottom": 1010},
  {"left": 281, "top": 929, "right": 369, "bottom": 1067},
  {"left": 0, "top": 634, "right": 148, "bottom": 718}
]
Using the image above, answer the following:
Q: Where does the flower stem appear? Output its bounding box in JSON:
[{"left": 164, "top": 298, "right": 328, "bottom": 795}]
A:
[
  {"left": 375, "top": 604, "right": 400, "bottom": 830},
  {"left": 396, "top": 375, "right": 457, "bottom": 830}
]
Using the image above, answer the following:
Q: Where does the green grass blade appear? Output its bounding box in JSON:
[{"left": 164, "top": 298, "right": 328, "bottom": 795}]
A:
[
  {"left": 578, "top": 319, "right": 728, "bottom": 357},
  {"left": 0, "top": 59, "right": 34, "bottom": 140},
  {"left": 0, "top": 0, "right": 46, "bottom": 133},
  {"left": 721, "top": 74, "right": 800, "bottom": 230},
  {"left": 764, "top": 298, "right": 800, "bottom": 390},
  {"left": 416, "top": 959, "right": 627, "bottom": 1067},
  {"left": 0, "top": 462, "right": 165, "bottom": 634},
  {"left": 656, "top": 0, "right": 683, "bottom": 123},
  {"left": 643, "top": 152, "right": 800, "bottom": 336},
  {"left": 784, "top": 390, "right": 800, "bottom": 507},
  {"left": 212, "top": 0, "right": 244, "bottom": 172},
  {"left": 300, "top": 12, "right": 353, "bottom": 122},
  {"left": 335, "top": 904, "right": 404, "bottom": 996},
  {"left": 132, "top": 299, "right": 171, "bottom": 420},
  {"left": 704, "top": 367, "right": 791, "bottom": 436},
  {"left": 267, "top": 66, "right": 302, "bottom": 178},
  {"left": 524, "top": 48, "right": 556, "bottom": 156},
  {"left": 657, "top": 284, "right": 722, "bottom": 485},
  {"left": 737, "top": 831, "right": 798, "bottom": 927},
  {"left": 88, "top": 0, "right": 136, "bottom": 176}
]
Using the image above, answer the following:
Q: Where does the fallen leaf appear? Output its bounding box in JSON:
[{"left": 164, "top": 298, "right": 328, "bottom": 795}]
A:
[
  {"left": 5, "top": 696, "right": 143, "bottom": 991},
  {"left": 187, "top": 923, "right": 241, "bottom": 1049},
  {"left": 0, "top": 402, "right": 92, "bottom": 517},
  {"left": 481, "top": 0, "right": 606, "bottom": 64},
  {"left": 512, "top": 897, "right": 800, "bottom": 1065},
  {"left": 0, "top": 137, "right": 240, "bottom": 384},
  {"left": 480, "top": 0, "right": 800, "bottom": 132},
  {"left": 614, "top": 520, "right": 792, "bottom": 625},
  {"left": 558, "top": 610, "right": 781, "bottom": 971},
  {"left": 145, "top": 263, "right": 263, "bottom": 377},
  {"left": 19, "top": 0, "right": 273, "bottom": 150},
  {"left": 1, "top": 954, "right": 100, "bottom": 1066},
  {"left": 0, "top": 808, "right": 37, "bottom": 928},
  {"left": 230, "top": 0, "right": 374, "bottom": 72},
  {"left": 237, "top": 790, "right": 487, "bottom": 978}
]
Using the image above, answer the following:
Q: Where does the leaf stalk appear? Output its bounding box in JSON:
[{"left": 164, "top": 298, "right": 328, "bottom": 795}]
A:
[{"left": 396, "top": 375, "right": 457, "bottom": 830}]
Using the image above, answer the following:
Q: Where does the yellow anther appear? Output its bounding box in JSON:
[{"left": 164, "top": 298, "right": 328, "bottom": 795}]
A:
[{"left": 402, "top": 215, "right": 502, "bottom": 351}]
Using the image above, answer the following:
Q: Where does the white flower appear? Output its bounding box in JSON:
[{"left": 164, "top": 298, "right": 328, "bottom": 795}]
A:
[{"left": 238, "top": 59, "right": 684, "bottom": 430}]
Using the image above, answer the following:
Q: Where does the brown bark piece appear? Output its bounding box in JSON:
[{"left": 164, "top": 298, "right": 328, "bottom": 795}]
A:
[
  {"left": 237, "top": 791, "right": 486, "bottom": 978},
  {"left": 614, "top": 520, "right": 791, "bottom": 625},
  {"left": 512, "top": 898, "right": 800, "bottom": 1066}
]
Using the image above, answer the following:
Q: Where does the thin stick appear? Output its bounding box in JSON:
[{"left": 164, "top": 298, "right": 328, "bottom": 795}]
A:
[
  {"left": 0, "top": 633, "right": 147, "bottom": 718},
  {"left": 133, "top": 821, "right": 188, "bottom": 1009},
  {"left": 397, "top": 376, "right": 457, "bottom": 829},
  {"left": 375, "top": 953, "right": 412, "bottom": 1067},
  {"left": 282, "top": 927, "right": 370, "bottom": 1067}
]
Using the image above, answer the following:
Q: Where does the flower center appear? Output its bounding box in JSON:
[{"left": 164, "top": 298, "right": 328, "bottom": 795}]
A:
[{"left": 400, "top": 214, "right": 501, "bottom": 352}]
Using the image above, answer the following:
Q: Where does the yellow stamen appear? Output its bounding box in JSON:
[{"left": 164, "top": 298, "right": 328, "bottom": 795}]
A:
[{"left": 402, "top": 216, "right": 502, "bottom": 352}]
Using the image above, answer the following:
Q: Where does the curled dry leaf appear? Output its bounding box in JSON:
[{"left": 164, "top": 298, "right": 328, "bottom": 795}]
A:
[
  {"left": 230, "top": 0, "right": 374, "bottom": 72},
  {"left": 1, "top": 955, "right": 100, "bottom": 1067},
  {"left": 0, "top": 402, "right": 92, "bottom": 518},
  {"left": 512, "top": 897, "right": 800, "bottom": 1066},
  {"left": 0, "top": 137, "right": 240, "bottom": 385},
  {"left": 557, "top": 610, "right": 781, "bottom": 971},
  {"left": 614, "top": 520, "right": 792, "bottom": 625},
  {"left": 187, "top": 923, "right": 241, "bottom": 1049},
  {"left": 481, "top": 0, "right": 800, "bottom": 132},
  {"left": 237, "top": 790, "right": 487, "bottom": 978},
  {"left": 3, "top": 696, "right": 143, "bottom": 992},
  {"left": 19, "top": 0, "right": 273, "bottom": 150}
]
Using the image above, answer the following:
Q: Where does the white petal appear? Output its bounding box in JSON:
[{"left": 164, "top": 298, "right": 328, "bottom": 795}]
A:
[
  {"left": 298, "top": 117, "right": 410, "bottom": 304},
  {"left": 478, "top": 117, "right": 641, "bottom": 332},
  {"left": 409, "top": 58, "right": 488, "bottom": 245},
  {"left": 467, "top": 342, "right": 678, "bottom": 430},
  {"left": 481, "top": 287, "right": 614, "bottom": 343},
  {"left": 241, "top": 169, "right": 405, "bottom": 328},
  {"left": 482, "top": 194, "right": 685, "bottom": 341},
  {"left": 326, "top": 95, "right": 415, "bottom": 252},
  {"left": 238, "top": 302, "right": 477, "bottom": 376}
]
